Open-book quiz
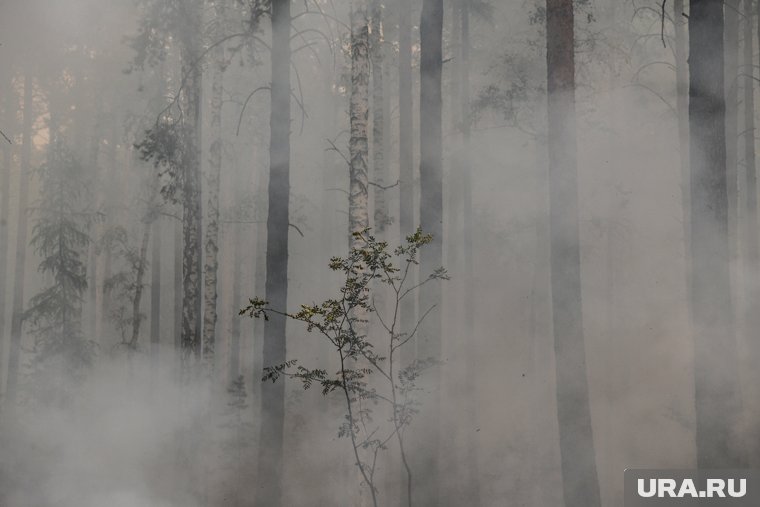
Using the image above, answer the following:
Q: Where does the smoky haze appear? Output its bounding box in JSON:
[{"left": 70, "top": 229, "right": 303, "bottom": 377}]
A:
[{"left": 0, "top": 0, "right": 754, "bottom": 506}]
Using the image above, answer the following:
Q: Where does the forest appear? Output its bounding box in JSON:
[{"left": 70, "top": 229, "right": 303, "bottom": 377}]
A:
[{"left": 0, "top": 0, "right": 754, "bottom": 505}]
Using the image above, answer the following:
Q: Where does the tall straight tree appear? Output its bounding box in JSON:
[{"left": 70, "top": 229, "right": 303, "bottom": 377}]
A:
[
  {"left": 545, "top": 1, "right": 601, "bottom": 506},
  {"left": 202, "top": 0, "right": 227, "bottom": 377},
  {"left": 397, "top": 0, "right": 416, "bottom": 368},
  {"left": 415, "top": 0, "right": 443, "bottom": 502},
  {"left": 370, "top": 0, "right": 388, "bottom": 242},
  {"left": 743, "top": 0, "right": 760, "bottom": 462},
  {"left": 257, "top": 0, "right": 290, "bottom": 504},
  {"left": 726, "top": 0, "right": 740, "bottom": 290},
  {"left": 688, "top": 0, "right": 746, "bottom": 467},
  {"left": 349, "top": 1, "right": 370, "bottom": 247},
  {"left": 0, "top": 77, "right": 14, "bottom": 393},
  {"left": 5, "top": 72, "right": 34, "bottom": 405},
  {"left": 178, "top": 0, "right": 204, "bottom": 367}
]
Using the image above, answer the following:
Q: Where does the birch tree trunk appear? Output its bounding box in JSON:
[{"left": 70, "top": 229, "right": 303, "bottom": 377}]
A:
[
  {"left": 370, "top": 0, "right": 388, "bottom": 240},
  {"left": 6, "top": 72, "right": 34, "bottom": 405},
  {"left": 688, "top": 0, "right": 746, "bottom": 467},
  {"left": 257, "top": 0, "right": 291, "bottom": 504},
  {"left": 349, "top": 1, "right": 370, "bottom": 247},
  {"left": 545, "top": 0, "right": 601, "bottom": 505},
  {"left": 202, "top": 2, "right": 227, "bottom": 378},
  {"left": 179, "top": 0, "right": 204, "bottom": 367}
]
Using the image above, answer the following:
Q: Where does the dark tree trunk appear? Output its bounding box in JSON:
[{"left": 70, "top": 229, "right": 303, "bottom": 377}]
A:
[
  {"left": 726, "top": 0, "right": 740, "bottom": 294},
  {"left": 743, "top": 0, "right": 760, "bottom": 463},
  {"left": 545, "top": 1, "right": 601, "bottom": 506},
  {"left": 6, "top": 73, "right": 33, "bottom": 405},
  {"left": 256, "top": 0, "right": 290, "bottom": 504},
  {"left": 688, "top": 0, "right": 746, "bottom": 467},
  {"left": 415, "top": 0, "right": 443, "bottom": 502},
  {"left": 179, "top": 2, "right": 204, "bottom": 368}
]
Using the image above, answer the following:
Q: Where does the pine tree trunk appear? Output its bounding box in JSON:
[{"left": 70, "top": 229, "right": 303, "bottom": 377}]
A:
[
  {"left": 179, "top": 0, "right": 204, "bottom": 367},
  {"left": 398, "top": 0, "right": 416, "bottom": 344},
  {"left": 0, "top": 79, "right": 13, "bottom": 396},
  {"left": 202, "top": 4, "right": 226, "bottom": 378},
  {"left": 257, "top": 0, "right": 290, "bottom": 503},
  {"left": 458, "top": 0, "right": 480, "bottom": 503},
  {"left": 5, "top": 73, "right": 33, "bottom": 405},
  {"left": 689, "top": 0, "right": 746, "bottom": 467},
  {"left": 150, "top": 218, "right": 161, "bottom": 369},
  {"left": 742, "top": 0, "right": 760, "bottom": 463},
  {"left": 129, "top": 215, "right": 153, "bottom": 349},
  {"left": 415, "top": 0, "right": 444, "bottom": 502},
  {"left": 228, "top": 224, "right": 241, "bottom": 383},
  {"left": 726, "top": 0, "right": 740, "bottom": 332},
  {"left": 545, "top": 0, "right": 601, "bottom": 505}
]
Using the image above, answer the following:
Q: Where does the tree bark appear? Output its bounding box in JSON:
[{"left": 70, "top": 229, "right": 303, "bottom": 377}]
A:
[
  {"left": 256, "top": 0, "right": 290, "bottom": 504},
  {"left": 370, "top": 0, "right": 388, "bottom": 240},
  {"left": 349, "top": 1, "right": 370, "bottom": 247},
  {"left": 398, "top": 0, "right": 416, "bottom": 345},
  {"left": 0, "top": 77, "right": 13, "bottom": 396},
  {"left": 415, "top": 0, "right": 444, "bottom": 503},
  {"left": 545, "top": 1, "right": 602, "bottom": 506},
  {"left": 742, "top": 0, "right": 760, "bottom": 463},
  {"left": 726, "top": 0, "right": 740, "bottom": 296},
  {"left": 179, "top": 0, "right": 204, "bottom": 368},
  {"left": 202, "top": 3, "right": 226, "bottom": 378},
  {"left": 688, "top": 0, "right": 746, "bottom": 467},
  {"left": 6, "top": 72, "right": 33, "bottom": 405},
  {"left": 150, "top": 217, "right": 161, "bottom": 369}
]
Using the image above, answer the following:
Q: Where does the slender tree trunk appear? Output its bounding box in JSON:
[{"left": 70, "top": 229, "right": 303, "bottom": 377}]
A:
[
  {"left": 726, "top": 0, "right": 740, "bottom": 297},
  {"left": 743, "top": 0, "right": 760, "bottom": 463},
  {"left": 179, "top": 2, "right": 204, "bottom": 367},
  {"left": 150, "top": 217, "right": 161, "bottom": 370},
  {"left": 229, "top": 224, "right": 241, "bottom": 384},
  {"left": 458, "top": 0, "right": 480, "bottom": 503},
  {"left": 545, "top": 1, "right": 601, "bottom": 506},
  {"left": 689, "top": 0, "right": 746, "bottom": 467},
  {"left": 370, "top": 0, "right": 388, "bottom": 240},
  {"left": 0, "top": 78, "right": 13, "bottom": 395},
  {"left": 349, "top": 1, "right": 370, "bottom": 247},
  {"left": 398, "top": 0, "right": 416, "bottom": 345},
  {"left": 256, "top": 0, "right": 290, "bottom": 504},
  {"left": 129, "top": 215, "right": 153, "bottom": 349},
  {"left": 415, "top": 0, "right": 443, "bottom": 503},
  {"left": 202, "top": 4, "right": 226, "bottom": 378},
  {"left": 6, "top": 73, "right": 33, "bottom": 405}
]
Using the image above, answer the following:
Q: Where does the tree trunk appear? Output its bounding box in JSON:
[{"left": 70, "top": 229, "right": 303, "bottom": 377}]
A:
[
  {"left": 228, "top": 224, "right": 241, "bottom": 384},
  {"left": 398, "top": 0, "right": 416, "bottom": 345},
  {"left": 688, "top": 0, "right": 746, "bottom": 467},
  {"left": 256, "top": 0, "right": 290, "bottom": 504},
  {"left": 0, "top": 78, "right": 13, "bottom": 395},
  {"left": 458, "top": 0, "right": 480, "bottom": 503},
  {"left": 726, "top": 0, "right": 740, "bottom": 336},
  {"left": 349, "top": 1, "right": 370, "bottom": 247},
  {"left": 150, "top": 217, "right": 161, "bottom": 372},
  {"left": 202, "top": 3, "right": 226, "bottom": 378},
  {"left": 370, "top": 0, "right": 388, "bottom": 240},
  {"left": 5, "top": 73, "right": 33, "bottom": 405},
  {"left": 545, "top": 1, "right": 602, "bottom": 506},
  {"left": 179, "top": 1, "right": 204, "bottom": 368},
  {"left": 129, "top": 214, "right": 153, "bottom": 349},
  {"left": 743, "top": 0, "right": 760, "bottom": 463},
  {"left": 415, "top": 0, "right": 443, "bottom": 503}
]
